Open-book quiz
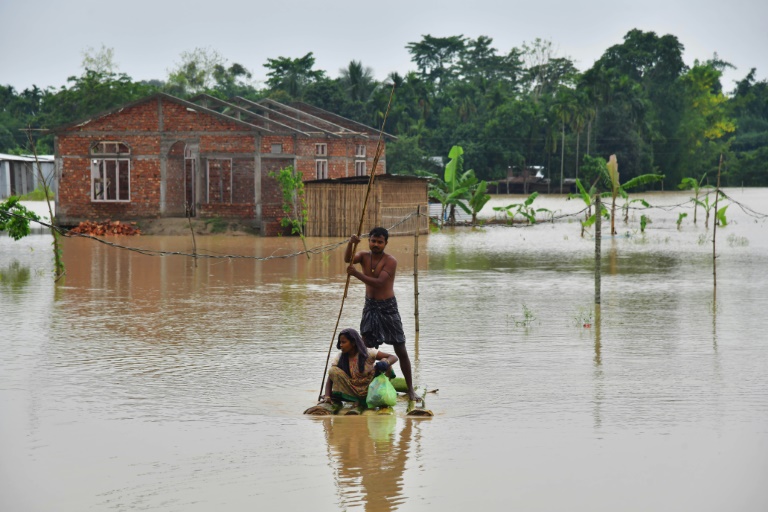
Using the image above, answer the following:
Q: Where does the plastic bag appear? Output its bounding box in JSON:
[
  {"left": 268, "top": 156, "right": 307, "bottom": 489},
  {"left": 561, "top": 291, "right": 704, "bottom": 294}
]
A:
[{"left": 366, "top": 373, "right": 397, "bottom": 408}]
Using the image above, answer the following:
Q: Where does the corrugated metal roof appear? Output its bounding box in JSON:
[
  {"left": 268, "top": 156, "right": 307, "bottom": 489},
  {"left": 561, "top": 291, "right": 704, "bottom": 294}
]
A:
[{"left": 0, "top": 153, "right": 54, "bottom": 162}]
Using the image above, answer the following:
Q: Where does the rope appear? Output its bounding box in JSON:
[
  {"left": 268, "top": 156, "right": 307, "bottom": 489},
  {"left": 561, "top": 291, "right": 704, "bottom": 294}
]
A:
[{"left": 0, "top": 208, "right": 418, "bottom": 261}]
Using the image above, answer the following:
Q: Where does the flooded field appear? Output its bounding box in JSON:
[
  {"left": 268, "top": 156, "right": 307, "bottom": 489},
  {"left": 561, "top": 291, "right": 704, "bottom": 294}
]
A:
[{"left": 2, "top": 189, "right": 767, "bottom": 511}]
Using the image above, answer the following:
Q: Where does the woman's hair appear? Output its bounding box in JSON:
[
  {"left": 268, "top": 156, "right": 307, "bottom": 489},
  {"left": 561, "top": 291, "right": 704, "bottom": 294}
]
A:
[{"left": 337, "top": 328, "right": 368, "bottom": 376}]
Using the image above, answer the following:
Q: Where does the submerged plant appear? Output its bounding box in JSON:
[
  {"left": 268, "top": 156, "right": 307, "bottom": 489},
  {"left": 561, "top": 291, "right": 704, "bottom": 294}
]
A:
[
  {"left": 694, "top": 190, "right": 728, "bottom": 229},
  {"left": 640, "top": 214, "right": 650, "bottom": 233},
  {"left": 493, "top": 192, "right": 549, "bottom": 225},
  {"left": 726, "top": 234, "right": 749, "bottom": 247},
  {"left": 509, "top": 303, "right": 536, "bottom": 328},
  {"left": 679, "top": 172, "right": 712, "bottom": 224},
  {"left": 676, "top": 212, "right": 688, "bottom": 230},
  {"left": 574, "top": 307, "right": 593, "bottom": 327}
]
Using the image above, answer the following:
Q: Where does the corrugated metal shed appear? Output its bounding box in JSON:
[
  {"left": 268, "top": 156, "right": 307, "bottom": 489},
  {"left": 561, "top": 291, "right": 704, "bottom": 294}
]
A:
[{"left": 0, "top": 153, "right": 55, "bottom": 199}]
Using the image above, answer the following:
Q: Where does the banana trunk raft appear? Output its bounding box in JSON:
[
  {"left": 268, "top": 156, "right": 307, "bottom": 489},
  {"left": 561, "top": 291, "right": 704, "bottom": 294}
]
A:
[{"left": 304, "top": 377, "right": 435, "bottom": 417}]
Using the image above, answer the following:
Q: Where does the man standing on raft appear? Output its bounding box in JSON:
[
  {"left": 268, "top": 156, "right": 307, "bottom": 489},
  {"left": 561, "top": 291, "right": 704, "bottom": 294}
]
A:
[{"left": 345, "top": 227, "right": 420, "bottom": 402}]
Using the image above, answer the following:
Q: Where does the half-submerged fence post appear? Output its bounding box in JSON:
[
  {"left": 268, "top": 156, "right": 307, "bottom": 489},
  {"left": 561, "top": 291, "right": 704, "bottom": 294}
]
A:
[
  {"left": 414, "top": 205, "right": 421, "bottom": 332},
  {"left": 594, "top": 195, "right": 602, "bottom": 307}
]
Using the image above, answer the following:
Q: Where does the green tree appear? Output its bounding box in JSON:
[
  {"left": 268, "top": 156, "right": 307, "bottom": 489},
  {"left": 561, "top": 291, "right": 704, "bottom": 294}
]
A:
[
  {"left": 0, "top": 197, "right": 40, "bottom": 241},
  {"left": 264, "top": 52, "right": 326, "bottom": 100},
  {"left": 407, "top": 35, "right": 466, "bottom": 91}
]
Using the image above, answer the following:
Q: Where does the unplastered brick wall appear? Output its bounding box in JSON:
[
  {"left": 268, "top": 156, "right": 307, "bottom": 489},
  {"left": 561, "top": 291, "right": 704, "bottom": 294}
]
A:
[
  {"left": 56, "top": 132, "right": 163, "bottom": 223},
  {"left": 261, "top": 135, "right": 295, "bottom": 154},
  {"left": 199, "top": 204, "right": 255, "bottom": 219},
  {"left": 72, "top": 102, "right": 160, "bottom": 132},
  {"left": 162, "top": 102, "right": 243, "bottom": 132}
]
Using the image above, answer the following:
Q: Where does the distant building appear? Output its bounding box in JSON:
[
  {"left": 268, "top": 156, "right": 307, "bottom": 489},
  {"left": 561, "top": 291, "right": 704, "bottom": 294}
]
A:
[
  {"left": 50, "top": 92, "right": 398, "bottom": 235},
  {"left": 0, "top": 153, "right": 55, "bottom": 199}
]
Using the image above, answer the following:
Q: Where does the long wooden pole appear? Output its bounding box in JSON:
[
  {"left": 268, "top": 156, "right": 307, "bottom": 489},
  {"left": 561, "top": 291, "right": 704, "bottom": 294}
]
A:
[
  {"left": 317, "top": 84, "right": 396, "bottom": 400},
  {"left": 595, "top": 195, "right": 602, "bottom": 307},
  {"left": 713, "top": 153, "right": 723, "bottom": 291},
  {"left": 414, "top": 205, "right": 421, "bottom": 332}
]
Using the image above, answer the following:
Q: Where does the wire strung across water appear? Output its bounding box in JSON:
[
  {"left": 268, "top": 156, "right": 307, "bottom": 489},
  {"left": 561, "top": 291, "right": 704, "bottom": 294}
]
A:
[{"left": 3, "top": 194, "right": 766, "bottom": 259}]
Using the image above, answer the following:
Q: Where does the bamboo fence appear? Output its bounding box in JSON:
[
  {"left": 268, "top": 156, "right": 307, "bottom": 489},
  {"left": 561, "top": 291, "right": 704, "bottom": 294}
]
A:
[{"left": 304, "top": 177, "right": 429, "bottom": 237}]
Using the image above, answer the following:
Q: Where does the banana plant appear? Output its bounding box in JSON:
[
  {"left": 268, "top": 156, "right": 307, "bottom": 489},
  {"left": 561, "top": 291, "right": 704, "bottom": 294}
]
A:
[
  {"left": 467, "top": 179, "right": 491, "bottom": 224},
  {"left": 596, "top": 155, "right": 664, "bottom": 234},
  {"left": 424, "top": 145, "right": 490, "bottom": 225},
  {"left": 694, "top": 191, "right": 728, "bottom": 229},
  {"left": 678, "top": 172, "right": 712, "bottom": 224},
  {"left": 492, "top": 192, "right": 550, "bottom": 224}
]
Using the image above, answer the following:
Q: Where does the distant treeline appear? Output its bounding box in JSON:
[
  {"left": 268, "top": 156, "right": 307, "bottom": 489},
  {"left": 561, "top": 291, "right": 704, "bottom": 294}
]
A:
[{"left": 2, "top": 30, "right": 767, "bottom": 188}]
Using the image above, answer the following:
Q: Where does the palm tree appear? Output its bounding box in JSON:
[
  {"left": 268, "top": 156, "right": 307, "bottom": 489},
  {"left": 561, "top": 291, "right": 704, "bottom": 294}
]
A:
[{"left": 339, "top": 60, "right": 376, "bottom": 103}]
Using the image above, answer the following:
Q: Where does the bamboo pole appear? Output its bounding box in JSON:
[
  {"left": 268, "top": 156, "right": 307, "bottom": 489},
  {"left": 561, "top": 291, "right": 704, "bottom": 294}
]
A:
[
  {"left": 414, "top": 205, "right": 420, "bottom": 332},
  {"left": 595, "top": 195, "right": 602, "bottom": 306},
  {"left": 713, "top": 153, "right": 723, "bottom": 291},
  {"left": 316, "top": 84, "right": 396, "bottom": 400}
]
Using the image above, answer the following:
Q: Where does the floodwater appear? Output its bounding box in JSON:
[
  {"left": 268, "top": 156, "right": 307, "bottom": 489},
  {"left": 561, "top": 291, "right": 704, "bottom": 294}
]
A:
[{"left": 2, "top": 189, "right": 767, "bottom": 511}]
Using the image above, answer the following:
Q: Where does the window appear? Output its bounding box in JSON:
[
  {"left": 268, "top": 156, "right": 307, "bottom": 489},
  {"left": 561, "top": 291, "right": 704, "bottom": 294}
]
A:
[
  {"left": 316, "top": 159, "right": 328, "bottom": 179},
  {"left": 315, "top": 143, "right": 327, "bottom": 156},
  {"left": 355, "top": 144, "right": 366, "bottom": 157},
  {"left": 355, "top": 160, "right": 366, "bottom": 177},
  {"left": 271, "top": 143, "right": 283, "bottom": 154},
  {"left": 91, "top": 142, "right": 130, "bottom": 201}
]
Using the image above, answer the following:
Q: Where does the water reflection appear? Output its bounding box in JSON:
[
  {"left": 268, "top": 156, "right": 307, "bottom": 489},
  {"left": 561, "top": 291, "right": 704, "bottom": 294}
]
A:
[
  {"left": 322, "top": 416, "right": 416, "bottom": 511},
  {"left": 0, "top": 259, "right": 32, "bottom": 290}
]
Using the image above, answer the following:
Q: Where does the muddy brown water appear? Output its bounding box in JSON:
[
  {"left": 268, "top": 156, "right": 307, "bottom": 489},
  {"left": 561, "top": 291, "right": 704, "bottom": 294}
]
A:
[{"left": 2, "top": 189, "right": 767, "bottom": 511}]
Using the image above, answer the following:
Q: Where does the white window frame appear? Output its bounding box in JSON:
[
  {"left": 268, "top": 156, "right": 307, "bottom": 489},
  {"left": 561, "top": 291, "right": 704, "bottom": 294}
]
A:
[
  {"left": 355, "top": 144, "right": 366, "bottom": 158},
  {"left": 315, "top": 143, "right": 327, "bottom": 156},
  {"left": 316, "top": 159, "right": 328, "bottom": 179},
  {"left": 354, "top": 160, "right": 366, "bottom": 177},
  {"left": 90, "top": 142, "right": 131, "bottom": 202}
]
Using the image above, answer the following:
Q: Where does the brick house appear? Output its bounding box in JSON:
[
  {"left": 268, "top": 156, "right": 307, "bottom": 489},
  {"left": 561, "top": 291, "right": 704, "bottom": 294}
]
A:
[{"left": 51, "top": 92, "right": 393, "bottom": 235}]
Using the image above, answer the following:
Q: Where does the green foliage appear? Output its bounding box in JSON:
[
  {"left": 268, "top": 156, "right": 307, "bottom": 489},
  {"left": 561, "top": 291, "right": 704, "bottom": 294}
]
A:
[
  {"left": 264, "top": 52, "right": 325, "bottom": 100},
  {"left": 268, "top": 166, "right": 309, "bottom": 239},
  {"left": 693, "top": 191, "right": 727, "bottom": 229},
  {"left": 204, "top": 217, "right": 229, "bottom": 233},
  {"left": 493, "top": 192, "right": 550, "bottom": 224},
  {"left": 510, "top": 303, "right": 536, "bottom": 328},
  {"left": 18, "top": 184, "right": 54, "bottom": 201},
  {"left": 468, "top": 180, "right": 491, "bottom": 224},
  {"left": 678, "top": 172, "right": 712, "bottom": 223},
  {"left": 427, "top": 145, "right": 487, "bottom": 225},
  {"left": 1, "top": 33, "right": 767, "bottom": 188},
  {"left": 676, "top": 212, "right": 688, "bottom": 229},
  {"left": 0, "top": 197, "right": 40, "bottom": 240},
  {"left": 715, "top": 204, "right": 729, "bottom": 227},
  {"left": 640, "top": 214, "right": 650, "bottom": 233}
]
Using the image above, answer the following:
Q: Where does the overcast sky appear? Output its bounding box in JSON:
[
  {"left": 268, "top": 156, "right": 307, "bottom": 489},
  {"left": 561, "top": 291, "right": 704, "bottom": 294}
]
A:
[{"left": 2, "top": 0, "right": 766, "bottom": 94}]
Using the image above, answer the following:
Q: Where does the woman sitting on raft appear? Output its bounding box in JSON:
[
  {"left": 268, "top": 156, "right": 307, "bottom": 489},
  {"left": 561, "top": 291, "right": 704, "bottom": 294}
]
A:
[{"left": 321, "top": 327, "right": 398, "bottom": 405}]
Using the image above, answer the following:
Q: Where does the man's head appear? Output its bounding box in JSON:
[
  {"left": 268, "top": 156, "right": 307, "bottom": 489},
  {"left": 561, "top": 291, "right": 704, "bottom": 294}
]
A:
[
  {"left": 369, "top": 227, "right": 389, "bottom": 241},
  {"left": 368, "top": 227, "right": 389, "bottom": 253}
]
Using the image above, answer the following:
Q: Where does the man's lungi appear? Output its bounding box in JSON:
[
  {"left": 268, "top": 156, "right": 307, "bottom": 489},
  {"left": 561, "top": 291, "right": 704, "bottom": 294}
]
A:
[{"left": 360, "top": 296, "right": 406, "bottom": 348}]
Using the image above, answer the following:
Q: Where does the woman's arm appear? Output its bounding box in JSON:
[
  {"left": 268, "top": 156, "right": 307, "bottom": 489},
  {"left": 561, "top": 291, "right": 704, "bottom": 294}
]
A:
[{"left": 375, "top": 350, "right": 398, "bottom": 368}]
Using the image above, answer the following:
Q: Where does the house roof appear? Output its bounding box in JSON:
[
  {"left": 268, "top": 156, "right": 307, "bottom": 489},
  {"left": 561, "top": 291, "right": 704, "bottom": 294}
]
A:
[
  {"left": 0, "top": 153, "right": 54, "bottom": 162},
  {"left": 288, "top": 101, "right": 397, "bottom": 141},
  {"left": 47, "top": 92, "right": 273, "bottom": 134}
]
